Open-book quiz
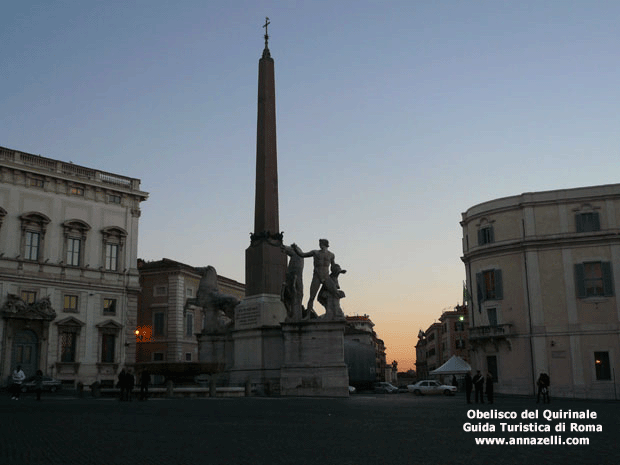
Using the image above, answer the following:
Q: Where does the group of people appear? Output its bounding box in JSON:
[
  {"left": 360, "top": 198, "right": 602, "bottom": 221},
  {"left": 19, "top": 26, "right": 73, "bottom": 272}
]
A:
[
  {"left": 460, "top": 370, "right": 551, "bottom": 404},
  {"left": 9, "top": 366, "right": 44, "bottom": 400},
  {"left": 464, "top": 370, "right": 495, "bottom": 404},
  {"left": 118, "top": 368, "right": 151, "bottom": 401}
]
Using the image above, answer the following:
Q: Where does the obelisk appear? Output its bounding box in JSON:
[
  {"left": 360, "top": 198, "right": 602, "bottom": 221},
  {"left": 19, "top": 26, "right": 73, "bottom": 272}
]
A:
[
  {"left": 245, "top": 17, "right": 287, "bottom": 297},
  {"left": 230, "top": 19, "right": 287, "bottom": 390}
]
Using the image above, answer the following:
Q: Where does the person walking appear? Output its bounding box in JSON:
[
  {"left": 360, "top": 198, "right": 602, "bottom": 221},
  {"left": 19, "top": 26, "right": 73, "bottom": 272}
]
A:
[
  {"left": 485, "top": 372, "right": 494, "bottom": 404},
  {"left": 536, "top": 373, "right": 550, "bottom": 404},
  {"left": 126, "top": 370, "right": 135, "bottom": 401},
  {"left": 11, "top": 365, "right": 26, "bottom": 400},
  {"left": 140, "top": 369, "right": 151, "bottom": 401},
  {"left": 465, "top": 371, "right": 473, "bottom": 404},
  {"left": 472, "top": 370, "right": 484, "bottom": 404},
  {"left": 34, "top": 369, "right": 43, "bottom": 401},
  {"left": 118, "top": 369, "right": 127, "bottom": 401}
]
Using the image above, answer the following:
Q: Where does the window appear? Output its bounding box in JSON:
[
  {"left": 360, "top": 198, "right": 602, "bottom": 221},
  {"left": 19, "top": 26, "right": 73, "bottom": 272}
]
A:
[
  {"left": 487, "top": 307, "right": 498, "bottom": 327},
  {"left": 101, "top": 226, "right": 126, "bottom": 272},
  {"left": 64, "top": 295, "right": 79, "bottom": 312},
  {"left": 576, "top": 212, "right": 600, "bottom": 233},
  {"left": 103, "top": 298, "right": 117, "bottom": 315},
  {"left": 101, "top": 334, "right": 115, "bottom": 363},
  {"left": 455, "top": 321, "right": 465, "bottom": 331},
  {"left": 21, "top": 291, "right": 37, "bottom": 304},
  {"left": 594, "top": 352, "right": 611, "bottom": 380},
  {"left": 153, "top": 353, "right": 164, "bottom": 361},
  {"left": 25, "top": 231, "right": 40, "bottom": 260},
  {"left": 186, "top": 312, "right": 194, "bottom": 337},
  {"left": 55, "top": 317, "right": 84, "bottom": 366},
  {"left": 20, "top": 212, "right": 50, "bottom": 262},
  {"left": 486, "top": 356, "right": 498, "bottom": 382},
  {"left": 154, "top": 286, "right": 167, "bottom": 296},
  {"left": 478, "top": 226, "right": 494, "bottom": 245},
  {"left": 476, "top": 269, "right": 503, "bottom": 303},
  {"left": 186, "top": 288, "right": 194, "bottom": 297},
  {"left": 30, "top": 177, "right": 44, "bottom": 188},
  {"left": 66, "top": 238, "right": 81, "bottom": 266},
  {"left": 185, "top": 353, "right": 192, "bottom": 361},
  {"left": 154, "top": 312, "right": 165, "bottom": 337},
  {"left": 105, "top": 243, "right": 118, "bottom": 271},
  {"left": 575, "top": 262, "right": 614, "bottom": 298},
  {"left": 107, "top": 194, "right": 121, "bottom": 204},
  {"left": 456, "top": 339, "right": 466, "bottom": 349},
  {"left": 60, "top": 332, "right": 77, "bottom": 362}
]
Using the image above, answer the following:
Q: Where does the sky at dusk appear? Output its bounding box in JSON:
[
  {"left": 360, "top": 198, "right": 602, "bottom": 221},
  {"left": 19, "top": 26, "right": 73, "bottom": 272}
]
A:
[{"left": 2, "top": 1, "right": 619, "bottom": 371}]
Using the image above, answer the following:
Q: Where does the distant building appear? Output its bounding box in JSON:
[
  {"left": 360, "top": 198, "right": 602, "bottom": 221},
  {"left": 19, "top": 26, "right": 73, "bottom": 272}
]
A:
[
  {"left": 415, "top": 322, "right": 441, "bottom": 380},
  {"left": 462, "top": 184, "right": 620, "bottom": 399},
  {"left": 0, "top": 145, "right": 148, "bottom": 388},
  {"left": 136, "top": 258, "right": 244, "bottom": 365},
  {"left": 344, "top": 314, "right": 391, "bottom": 387},
  {"left": 415, "top": 304, "right": 469, "bottom": 381},
  {"left": 439, "top": 304, "right": 469, "bottom": 364}
]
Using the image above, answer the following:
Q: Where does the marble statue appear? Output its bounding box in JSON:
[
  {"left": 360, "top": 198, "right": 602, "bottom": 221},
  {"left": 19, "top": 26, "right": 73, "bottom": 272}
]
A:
[
  {"left": 185, "top": 266, "right": 240, "bottom": 334},
  {"left": 294, "top": 239, "right": 347, "bottom": 320},
  {"left": 317, "top": 263, "right": 346, "bottom": 320},
  {"left": 281, "top": 243, "right": 305, "bottom": 321}
]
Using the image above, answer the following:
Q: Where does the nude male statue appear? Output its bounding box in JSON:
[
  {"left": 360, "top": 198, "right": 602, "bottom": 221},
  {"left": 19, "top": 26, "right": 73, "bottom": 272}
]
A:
[{"left": 294, "top": 239, "right": 341, "bottom": 312}]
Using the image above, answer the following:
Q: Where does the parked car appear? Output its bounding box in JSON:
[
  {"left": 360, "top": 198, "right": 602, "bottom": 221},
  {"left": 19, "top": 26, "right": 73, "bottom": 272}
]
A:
[
  {"left": 407, "top": 380, "right": 457, "bottom": 396},
  {"left": 374, "top": 382, "right": 399, "bottom": 394},
  {"left": 20, "top": 376, "right": 62, "bottom": 393}
]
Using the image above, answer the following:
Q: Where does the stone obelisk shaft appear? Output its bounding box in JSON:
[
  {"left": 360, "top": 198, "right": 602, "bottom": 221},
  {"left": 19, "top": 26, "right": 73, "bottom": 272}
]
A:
[{"left": 245, "top": 42, "right": 287, "bottom": 297}]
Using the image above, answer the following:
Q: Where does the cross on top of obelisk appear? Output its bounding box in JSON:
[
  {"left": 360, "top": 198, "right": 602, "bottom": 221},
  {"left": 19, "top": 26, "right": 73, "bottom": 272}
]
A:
[{"left": 262, "top": 17, "right": 271, "bottom": 58}]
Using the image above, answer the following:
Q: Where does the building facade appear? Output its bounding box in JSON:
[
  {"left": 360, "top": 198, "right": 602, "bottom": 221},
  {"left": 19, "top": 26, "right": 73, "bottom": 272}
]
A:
[
  {"left": 461, "top": 184, "right": 620, "bottom": 399},
  {"left": 416, "top": 305, "right": 469, "bottom": 381},
  {"left": 0, "top": 146, "right": 148, "bottom": 388},
  {"left": 136, "top": 258, "right": 244, "bottom": 365}
]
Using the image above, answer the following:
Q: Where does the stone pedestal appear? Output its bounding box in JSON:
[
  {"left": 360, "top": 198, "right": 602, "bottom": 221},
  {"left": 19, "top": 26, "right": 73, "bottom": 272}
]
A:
[
  {"left": 197, "top": 332, "right": 232, "bottom": 372},
  {"left": 228, "top": 294, "right": 286, "bottom": 392},
  {"left": 280, "top": 319, "right": 349, "bottom": 397}
]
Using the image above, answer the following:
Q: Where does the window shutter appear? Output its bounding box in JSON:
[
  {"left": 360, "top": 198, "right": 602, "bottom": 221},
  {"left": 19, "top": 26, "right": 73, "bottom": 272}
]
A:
[
  {"left": 602, "top": 262, "right": 614, "bottom": 297},
  {"left": 477, "top": 229, "right": 483, "bottom": 246},
  {"left": 575, "top": 214, "right": 583, "bottom": 232},
  {"left": 493, "top": 269, "right": 503, "bottom": 300},
  {"left": 489, "top": 226, "right": 495, "bottom": 243},
  {"left": 574, "top": 264, "right": 586, "bottom": 298},
  {"left": 476, "top": 272, "right": 484, "bottom": 310},
  {"left": 593, "top": 212, "right": 601, "bottom": 231}
]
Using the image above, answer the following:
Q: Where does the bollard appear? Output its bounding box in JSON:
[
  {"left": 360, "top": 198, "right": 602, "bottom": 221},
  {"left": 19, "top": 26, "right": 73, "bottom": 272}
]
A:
[{"left": 77, "top": 382, "right": 84, "bottom": 398}]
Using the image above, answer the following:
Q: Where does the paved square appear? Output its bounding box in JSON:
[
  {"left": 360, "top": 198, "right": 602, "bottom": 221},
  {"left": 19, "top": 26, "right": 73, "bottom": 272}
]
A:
[{"left": 1, "top": 392, "right": 616, "bottom": 465}]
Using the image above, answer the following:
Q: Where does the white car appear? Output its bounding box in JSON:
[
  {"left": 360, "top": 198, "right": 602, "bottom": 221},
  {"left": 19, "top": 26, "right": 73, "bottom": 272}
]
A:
[{"left": 407, "top": 380, "right": 457, "bottom": 396}]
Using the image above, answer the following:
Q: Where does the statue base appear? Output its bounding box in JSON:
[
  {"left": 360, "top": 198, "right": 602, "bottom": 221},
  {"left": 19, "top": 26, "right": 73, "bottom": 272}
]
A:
[
  {"left": 228, "top": 294, "right": 286, "bottom": 393},
  {"left": 280, "top": 319, "right": 349, "bottom": 397},
  {"left": 197, "top": 332, "right": 233, "bottom": 371}
]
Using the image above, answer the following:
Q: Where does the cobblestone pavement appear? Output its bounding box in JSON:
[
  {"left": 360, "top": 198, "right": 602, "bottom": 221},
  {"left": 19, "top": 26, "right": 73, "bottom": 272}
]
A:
[{"left": 0, "top": 391, "right": 617, "bottom": 465}]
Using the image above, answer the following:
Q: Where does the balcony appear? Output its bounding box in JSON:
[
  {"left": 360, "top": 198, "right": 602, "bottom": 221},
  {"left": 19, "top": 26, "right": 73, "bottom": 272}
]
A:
[{"left": 468, "top": 324, "right": 513, "bottom": 350}]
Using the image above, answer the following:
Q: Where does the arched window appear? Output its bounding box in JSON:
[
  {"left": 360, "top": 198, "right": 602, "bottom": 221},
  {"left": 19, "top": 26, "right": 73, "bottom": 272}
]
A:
[
  {"left": 101, "top": 226, "right": 127, "bottom": 272},
  {"left": 19, "top": 212, "right": 51, "bottom": 262},
  {"left": 62, "top": 219, "right": 91, "bottom": 267}
]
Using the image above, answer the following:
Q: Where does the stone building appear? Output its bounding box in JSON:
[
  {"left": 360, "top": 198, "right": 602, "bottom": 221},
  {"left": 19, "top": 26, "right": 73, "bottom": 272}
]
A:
[
  {"left": 136, "top": 258, "right": 244, "bottom": 365},
  {"left": 0, "top": 146, "right": 148, "bottom": 387},
  {"left": 439, "top": 304, "right": 469, "bottom": 364},
  {"left": 461, "top": 184, "right": 620, "bottom": 399},
  {"left": 344, "top": 315, "right": 390, "bottom": 386}
]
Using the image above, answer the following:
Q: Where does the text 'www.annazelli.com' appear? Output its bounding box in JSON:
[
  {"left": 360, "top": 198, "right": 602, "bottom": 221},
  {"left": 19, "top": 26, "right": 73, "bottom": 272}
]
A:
[{"left": 474, "top": 436, "right": 589, "bottom": 445}]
